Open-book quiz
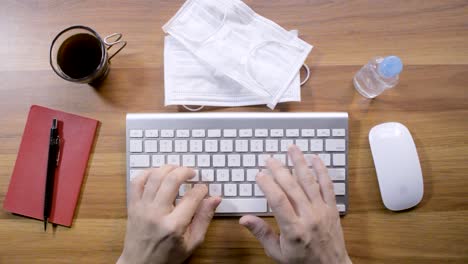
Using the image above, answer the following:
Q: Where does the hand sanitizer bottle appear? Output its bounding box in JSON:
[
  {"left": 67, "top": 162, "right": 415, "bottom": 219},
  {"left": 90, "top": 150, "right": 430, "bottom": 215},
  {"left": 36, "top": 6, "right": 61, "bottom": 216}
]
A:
[{"left": 353, "top": 56, "right": 403, "bottom": 98}]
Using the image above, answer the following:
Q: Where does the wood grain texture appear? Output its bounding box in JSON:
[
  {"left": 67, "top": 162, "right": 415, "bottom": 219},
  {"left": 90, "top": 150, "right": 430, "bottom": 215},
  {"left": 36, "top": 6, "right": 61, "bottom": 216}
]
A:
[{"left": 1, "top": 0, "right": 467, "bottom": 263}]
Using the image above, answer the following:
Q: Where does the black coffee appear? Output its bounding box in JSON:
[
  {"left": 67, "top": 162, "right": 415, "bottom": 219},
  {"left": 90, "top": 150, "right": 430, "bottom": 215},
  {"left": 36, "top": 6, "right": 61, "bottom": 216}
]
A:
[{"left": 57, "top": 33, "right": 102, "bottom": 79}]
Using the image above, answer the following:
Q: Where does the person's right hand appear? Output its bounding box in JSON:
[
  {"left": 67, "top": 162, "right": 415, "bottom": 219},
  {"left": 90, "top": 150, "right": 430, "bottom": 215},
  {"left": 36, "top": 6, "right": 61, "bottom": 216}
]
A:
[{"left": 240, "top": 145, "right": 352, "bottom": 264}]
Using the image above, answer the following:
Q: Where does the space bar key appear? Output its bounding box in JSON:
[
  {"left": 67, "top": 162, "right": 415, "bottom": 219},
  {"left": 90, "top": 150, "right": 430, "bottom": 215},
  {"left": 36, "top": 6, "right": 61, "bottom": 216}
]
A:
[{"left": 216, "top": 198, "right": 267, "bottom": 213}]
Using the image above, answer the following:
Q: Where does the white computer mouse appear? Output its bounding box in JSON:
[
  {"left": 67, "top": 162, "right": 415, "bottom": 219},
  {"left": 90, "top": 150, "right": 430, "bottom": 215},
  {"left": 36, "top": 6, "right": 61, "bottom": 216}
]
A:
[{"left": 369, "top": 122, "right": 424, "bottom": 211}]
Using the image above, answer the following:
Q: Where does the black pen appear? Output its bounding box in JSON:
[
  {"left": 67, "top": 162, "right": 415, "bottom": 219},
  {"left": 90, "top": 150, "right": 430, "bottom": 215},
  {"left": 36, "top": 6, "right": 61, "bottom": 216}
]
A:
[{"left": 44, "top": 118, "right": 60, "bottom": 231}]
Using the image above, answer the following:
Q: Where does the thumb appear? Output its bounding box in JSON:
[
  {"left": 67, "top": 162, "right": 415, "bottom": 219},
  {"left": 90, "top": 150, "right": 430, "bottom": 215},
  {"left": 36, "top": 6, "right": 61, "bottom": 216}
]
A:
[
  {"left": 239, "top": 215, "right": 282, "bottom": 260},
  {"left": 187, "top": 196, "right": 221, "bottom": 250}
]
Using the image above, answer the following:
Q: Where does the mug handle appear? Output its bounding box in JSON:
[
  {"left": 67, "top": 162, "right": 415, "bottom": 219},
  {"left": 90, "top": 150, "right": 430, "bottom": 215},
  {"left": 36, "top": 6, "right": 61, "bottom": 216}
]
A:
[{"left": 104, "top": 33, "right": 127, "bottom": 61}]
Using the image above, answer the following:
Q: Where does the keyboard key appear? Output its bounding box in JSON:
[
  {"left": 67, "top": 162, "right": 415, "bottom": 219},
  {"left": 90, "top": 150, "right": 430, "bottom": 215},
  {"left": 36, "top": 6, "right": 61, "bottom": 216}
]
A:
[
  {"left": 295, "top": 139, "right": 309, "bottom": 152},
  {"left": 328, "top": 168, "right": 346, "bottom": 181},
  {"left": 317, "top": 129, "right": 330, "bottom": 137},
  {"left": 228, "top": 154, "right": 241, "bottom": 167},
  {"left": 216, "top": 198, "right": 267, "bottom": 213},
  {"left": 201, "top": 169, "right": 215, "bottom": 181},
  {"left": 190, "top": 140, "right": 203, "bottom": 152},
  {"left": 188, "top": 170, "right": 199, "bottom": 182},
  {"left": 258, "top": 154, "right": 271, "bottom": 167},
  {"left": 332, "top": 129, "right": 346, "bottom": 137},
  {"left": 286, "top": 129, "right": 299, "bottom": 137},
  {"left": 232, "top": 169, "right": 244, "bottom": 181},
  {"left": 209, "top": 184, "right": 222, "bottom": 196},
  {"left": 250, "top": 140, "right": 263, "bottom": 152},
  {"left": 333, "top": 183, "right": 346, "bottom": 195},
  {"left": 239, "top": 184, "right": 252, "bottom": 196},
  {"left": 304, "top": 154, "right": 314, "bottom": 166},
  {"left": 336, "top": 204, "right": 346, "bottom": 213},
  {"left": 272, "top": 154, "right": 286, "bottom": 165},
  {"left": 216, "top": 169, "right": 229, "bottom": 181},
  {"left": 254, "top": 184, "right": 264, "bottom": 196},
  {"left": 281, "top": 139, "right": 294, "bottom": 151},
  {"left": 301, "top": 129, "right": 315, "bottom": 137},
  {"left": 182, "top": 155, "right": 195, "bottom": 167},
  {"left": 310, "top": 139, "right": 323, "bottom": 151},
  {"left": 152, "top": 155, "right": 165, "bottom": 167},
  {"left": 130, "top": 130, "right": 143, "bottom": 138},
  {"left": 287, "top": 154, "right": 294, "bottom": 166},
  {"left": 179, "top": 184, "right": 192, "bottom": 196},
  {"left": 161, "top": 130, "right": 174, "bottom": 138},
  {"left": 262, "top": 168, "right": 273, "bottom": 175},
  {"left": 144, "top": 140, "right": 158, "bottom": 153},
  {"left": 239, "top": 129, "right": 253, "bottom": 137},
  {"left": 333, "top": 153, "right": 346, "bottom": 166},
  {"left": 208, "top": 129, "right": 221, "bottom": 138},
  {"left": 265, "top": 140, "right": 278, "bottom": 152},
  {"left": 130, "top": 140, "right": 143, "bottom": 152},
  {"left": 130, "top": 155, "right": 150, "bottom": 167},
  {"left": 326, "top": 139, "right": 346, "bottom": 151},
  {"left": 205, "top": 140, "right": 218, "bottom": 152},
  {"left": 247, "top": 169, "right": 259, "bottom": 181},
  {"left": 242, "top": 154, "right": 256, "bottom": 167},
  {"left": 220, "top": 140, "right": 233, "bottom": 152},
  {"left": 235, "top": 140, "right": 249, "bottom": 152},
  {"left": 224, "top": 184, "right": 237, "bottom": 196},
  {"left": 213, "top": 155, "right": 226, "bottom": 167},
  {"left": 175, "top": 140, "right": 188, "bottom": 152},
  {"left": 197, "top": 155, "right": 210, "bottom": 167},
  {"left": 318, "top": 154, "right": 331, "bottom": 166},
  {"left": 192, "top": 129, "right": 205, "bottom": 138},
  {"left": 255, "top": 129, "right": 268, "bottom": 137},
  {"left": 159, "top": 140, "right": 173, "bottom": 152},
  {"left": 176, "top": 130, "right": 190, "bottom": 138},
  {"left": 167, "top": 155, "right": 180, "bottom": 166},
  {"left": 129, "top": 169, "right": 144, "bottom": 181},
  {"left": 145, "top": 130, "right": 158, "bottom": 138},
  {"left": 223, "top": 129, "right": 237, "bottom": 137},
  {"left": 270, "top": 129, "right": 284, "bottom": 137}
]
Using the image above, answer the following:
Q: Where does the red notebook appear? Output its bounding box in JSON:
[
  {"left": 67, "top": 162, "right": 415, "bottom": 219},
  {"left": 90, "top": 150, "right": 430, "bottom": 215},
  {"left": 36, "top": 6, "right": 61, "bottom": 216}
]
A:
[{"left": 3, "top": 105, "right": 99, "bottom": 227}]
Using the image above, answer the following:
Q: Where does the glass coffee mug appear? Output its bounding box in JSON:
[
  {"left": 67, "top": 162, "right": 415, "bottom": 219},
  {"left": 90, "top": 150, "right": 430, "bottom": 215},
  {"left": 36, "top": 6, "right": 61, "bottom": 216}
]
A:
[{"left": 50, "top": 25, "right": 127, "bottom": 83}]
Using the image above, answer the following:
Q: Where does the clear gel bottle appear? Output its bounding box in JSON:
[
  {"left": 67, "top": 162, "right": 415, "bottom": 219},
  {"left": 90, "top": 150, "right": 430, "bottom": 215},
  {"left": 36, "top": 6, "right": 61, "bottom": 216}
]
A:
[{"left": 353, "top": 56, "right": 403, "bottom": 98}]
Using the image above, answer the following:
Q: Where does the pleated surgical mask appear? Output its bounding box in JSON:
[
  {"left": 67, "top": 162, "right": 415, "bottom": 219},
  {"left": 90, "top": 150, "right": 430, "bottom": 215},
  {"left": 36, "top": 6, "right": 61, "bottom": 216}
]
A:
[
  {"left": 164, "top": 32, "right": 309, "bottom": 109},
  {"left": 163, "top": 0, "right": 313, "bottom": 109}
]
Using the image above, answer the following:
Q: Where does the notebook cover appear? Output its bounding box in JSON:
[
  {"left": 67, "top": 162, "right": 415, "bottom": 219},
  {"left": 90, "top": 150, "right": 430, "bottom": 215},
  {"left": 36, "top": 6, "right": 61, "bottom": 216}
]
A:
[{"left": 3, "top": 105, "right": 99, "bottom": 227}]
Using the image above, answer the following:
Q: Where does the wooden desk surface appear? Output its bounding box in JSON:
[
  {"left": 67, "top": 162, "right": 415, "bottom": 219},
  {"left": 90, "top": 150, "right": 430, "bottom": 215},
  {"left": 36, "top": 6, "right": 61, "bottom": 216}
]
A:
[{"left": 1, "top": 0, "right": 467, "bottom": 263}]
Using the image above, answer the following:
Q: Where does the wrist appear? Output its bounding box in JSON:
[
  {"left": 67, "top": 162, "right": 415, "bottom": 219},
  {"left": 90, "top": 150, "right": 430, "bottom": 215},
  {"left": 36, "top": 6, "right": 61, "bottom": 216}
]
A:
[
  {"left": 343, "top": 254, "right": 352, "bottom": 264},
  {"left": 116, "top": 253, "right": 130, "bottom": 264},
  {"left": 116, "top": 256, "right": 125, "bottom": 264}
]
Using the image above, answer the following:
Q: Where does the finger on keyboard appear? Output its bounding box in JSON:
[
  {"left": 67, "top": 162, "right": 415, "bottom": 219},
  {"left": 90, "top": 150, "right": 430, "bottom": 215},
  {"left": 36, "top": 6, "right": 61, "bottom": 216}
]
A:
[
  {"left": 154, "top": 167, "right": 196, "bottom": 207},
  {"left": 288, "top": 146, "right": 322, "bottom": 203},
  {"left": 256, "top": 172, "right": 297, "bottom": 230},
  {"left": 311, "top": 155, "right": 336, "bottom": 205}
]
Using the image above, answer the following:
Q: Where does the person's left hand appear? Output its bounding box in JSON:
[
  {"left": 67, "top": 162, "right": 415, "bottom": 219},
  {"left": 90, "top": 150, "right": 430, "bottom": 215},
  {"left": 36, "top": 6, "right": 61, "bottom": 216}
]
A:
[{"left": 117, "top": 166, "right": 221, "bottom": 264}]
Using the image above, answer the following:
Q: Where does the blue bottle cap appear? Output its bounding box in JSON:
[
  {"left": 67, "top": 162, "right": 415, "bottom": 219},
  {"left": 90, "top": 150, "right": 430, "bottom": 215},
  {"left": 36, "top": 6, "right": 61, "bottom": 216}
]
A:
[{"left": 378, "top": 56, "right": 403, "bottom": 78}]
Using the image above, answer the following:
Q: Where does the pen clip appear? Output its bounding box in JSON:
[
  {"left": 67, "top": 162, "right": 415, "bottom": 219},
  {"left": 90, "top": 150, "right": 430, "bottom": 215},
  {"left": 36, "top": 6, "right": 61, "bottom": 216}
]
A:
[{"left": 56, "top": 136, "right": 60, "bottom": 166}]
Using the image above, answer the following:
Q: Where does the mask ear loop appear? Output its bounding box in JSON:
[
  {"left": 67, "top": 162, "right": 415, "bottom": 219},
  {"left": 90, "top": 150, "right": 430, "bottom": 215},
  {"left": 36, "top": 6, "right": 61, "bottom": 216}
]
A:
[
  {"left": 182, "top": 105, "right": 205, "bottom": 112},
  {"left": 181, "top": 65, "right": 309, "bottom": 111},
  {"left": 174, "top": 2, "right": 228, "bottom": 43},
  {"left": 245, "top": 41, "right": 309, "bottom": 89},
  {"left": 300, "top": 64, "right": 310, "bottom": 86}
]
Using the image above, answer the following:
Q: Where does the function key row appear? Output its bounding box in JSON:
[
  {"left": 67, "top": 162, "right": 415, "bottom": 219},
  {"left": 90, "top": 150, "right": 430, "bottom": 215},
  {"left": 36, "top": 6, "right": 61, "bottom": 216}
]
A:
[{"left": 129, "top": 128, "right": 346, "bottom": 138}]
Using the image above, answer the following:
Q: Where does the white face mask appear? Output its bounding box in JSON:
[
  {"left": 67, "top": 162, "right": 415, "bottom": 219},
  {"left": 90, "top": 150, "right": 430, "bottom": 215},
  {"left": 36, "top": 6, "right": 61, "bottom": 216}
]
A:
[
  {"left": 163, "top": 0, "right": 313, "bottom": 109},
  {"left": 164, "top": 32, "right": 308, "bottom": 109}
]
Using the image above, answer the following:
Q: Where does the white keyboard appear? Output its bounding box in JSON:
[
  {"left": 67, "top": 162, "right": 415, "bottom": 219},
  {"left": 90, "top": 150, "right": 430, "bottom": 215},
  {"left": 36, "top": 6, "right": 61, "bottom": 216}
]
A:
[{"left": 126, "top": 112, "right": 348, "bottom": 215}]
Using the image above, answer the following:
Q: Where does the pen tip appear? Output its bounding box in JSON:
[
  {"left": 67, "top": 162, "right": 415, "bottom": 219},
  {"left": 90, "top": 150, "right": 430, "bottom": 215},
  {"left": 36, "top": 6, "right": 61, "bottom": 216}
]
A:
[
  {"left": 44, "top": 219, "right": 47, "bottom": 232},
  {"left": 52, "top": 119, "right": 58, "bottom": 128}
]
